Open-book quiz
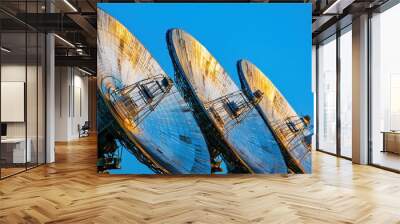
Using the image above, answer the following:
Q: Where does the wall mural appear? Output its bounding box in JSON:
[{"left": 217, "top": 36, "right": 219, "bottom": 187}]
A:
[{"left": 97, "top": 3, "right": 313, "bottom": 174}]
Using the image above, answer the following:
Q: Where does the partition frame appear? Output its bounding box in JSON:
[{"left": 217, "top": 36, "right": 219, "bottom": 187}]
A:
[
  {"left": 367, "top": 1, "right": 400, "bottom": 173},
  {"left": 0, "top": 0, "right": 47, "bottom": 180},
  {"left": 316, "top": 0, "right": 400, "bottom": 173},
  {"left": 315, "top": 24, "right": 353, "bottom": 161}
]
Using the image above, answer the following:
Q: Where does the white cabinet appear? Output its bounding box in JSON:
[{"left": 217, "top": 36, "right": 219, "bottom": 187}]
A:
[{"left": 1, "top": 138, "right": 32, "bottom": 163}]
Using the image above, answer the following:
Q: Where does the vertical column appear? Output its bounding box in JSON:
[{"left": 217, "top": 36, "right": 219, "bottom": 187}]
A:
[
  {"left": 352, "top": 14, "right": 369, "bottom": 164},
  {"left": 46, "top": 0, "right": 55, "bottom": 163},
  {"left": 312, "top": 45, "right": 317, "bottom": 150}
]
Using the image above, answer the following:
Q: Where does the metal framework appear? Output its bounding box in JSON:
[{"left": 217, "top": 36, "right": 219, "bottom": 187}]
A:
[
  {"left": 269, "top": 116, "right": 312, "bottom": 170},
  {"left": 97, "top": 11, "right": 212, "bottom": 175},
  {"left": 204, "top": 90, "right": 263, "bottom": 134},
  {"left": 167, "top": 29, "right": 290, "bottom": 174},
  {"left": 174, "top": 71, "right": 250, "bottom": 173},
  {"left": 270, "top": 116, "right": 312, "bottom": 150},
  {"left": 97, "top": 94, "right": 164, "bottom": 174},
  {"left": 108, "top": 75, "right": 173, "bottom": 129},
  {"left": 237, "top": 59, "right": 312, "bottom": 173}
]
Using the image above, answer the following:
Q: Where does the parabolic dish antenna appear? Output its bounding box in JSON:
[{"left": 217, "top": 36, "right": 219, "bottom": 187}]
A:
[
  {"left": 167, "top": 29, "right": 287, "bottom": 173},
  {"left": 97, "top": 10, "right": 211, "bottom": 174},
  {"left": 238, "top": 60, "right": 311, "bottom": 173}
]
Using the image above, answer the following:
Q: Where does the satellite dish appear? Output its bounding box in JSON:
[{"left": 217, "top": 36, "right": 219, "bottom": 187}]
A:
[
  {"left": 97, "top": 10, "right": 211, "bottom": 174},
  {"left": 167, "top": 29, "right": 287, "bottom": 174},
  {"left": 238, "top": 59, "right": 311, "bottom": 173}
]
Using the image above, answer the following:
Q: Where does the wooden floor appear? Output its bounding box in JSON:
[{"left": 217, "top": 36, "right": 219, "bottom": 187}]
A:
[
  {"left": 372, "top": 150, "right": 400, "bottom": 171},
  {"left": 1, "top": 136, "right": 400, "bottom": 224},
  {"left": 1, "top": 167, "right": 26, "bottom": 178}
]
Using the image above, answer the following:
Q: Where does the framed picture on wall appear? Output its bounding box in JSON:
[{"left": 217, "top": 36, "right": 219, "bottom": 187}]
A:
[
  {"left": 96, "top": 3, "right": 313, "bottom": 175},
  {"left": 1, "top": 81, "right": 25, "bottom": 123}
]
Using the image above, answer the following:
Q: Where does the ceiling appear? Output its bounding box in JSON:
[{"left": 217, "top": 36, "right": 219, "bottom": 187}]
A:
[{"left": 0, "top": 0, "right": 393, "bottom": 73}]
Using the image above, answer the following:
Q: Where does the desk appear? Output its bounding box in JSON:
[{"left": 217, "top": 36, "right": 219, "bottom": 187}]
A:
[
  {"left": 382, "top": 131, "right": 400, "bottom": 154},
  {"left": 1, "top": 138, "right": 31, "bottom": 163}
]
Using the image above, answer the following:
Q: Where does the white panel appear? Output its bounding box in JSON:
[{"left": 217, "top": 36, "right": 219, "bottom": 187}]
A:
[{"left": 1, "top": 82, "right": 25, "bottom": 122}]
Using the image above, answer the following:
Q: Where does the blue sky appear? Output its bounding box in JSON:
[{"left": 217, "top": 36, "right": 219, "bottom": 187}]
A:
[{"left": 98, "top": 3, "right": 312, "bottom": 117}]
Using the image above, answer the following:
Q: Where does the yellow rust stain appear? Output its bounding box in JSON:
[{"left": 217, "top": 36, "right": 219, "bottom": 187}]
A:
[
  {"left": 122, "top": 117, "right": 139, "bottom": 134},
  {"left": 244, "top": 62, "right": 295, "bottom": 120}
]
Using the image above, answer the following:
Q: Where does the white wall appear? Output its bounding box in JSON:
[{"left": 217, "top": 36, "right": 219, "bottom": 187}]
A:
[
  {"left": 55, "top": 67, "right": 69, "bottom": 141},
  {"left": 54, "top": 67, "right": 89, "bottom": 141},
  {"left": 72, "top": 73, "right": 89, "bottom": 138}
]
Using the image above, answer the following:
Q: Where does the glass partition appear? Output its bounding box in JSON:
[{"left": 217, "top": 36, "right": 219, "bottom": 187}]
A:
[
  {"left": 1, "top": 30, "right": 28, "bottom": 177},
  {"left": 371, "top": 3, "right": 400, "bottom": 171},
  {"left": 27, "top": 31, "right": 38, "bottom": 169},
  {"left": 316, "top": 25, "right": 354, "bottom": 159},
  {"left": 317, "top": 35, "right": 337, "bottom": 154},
  {"left": 339, "top": 27, "right": 352, "bottom": 158},
  {"left": 0, "top": 1, "right": 46, "bottom": 179}
]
